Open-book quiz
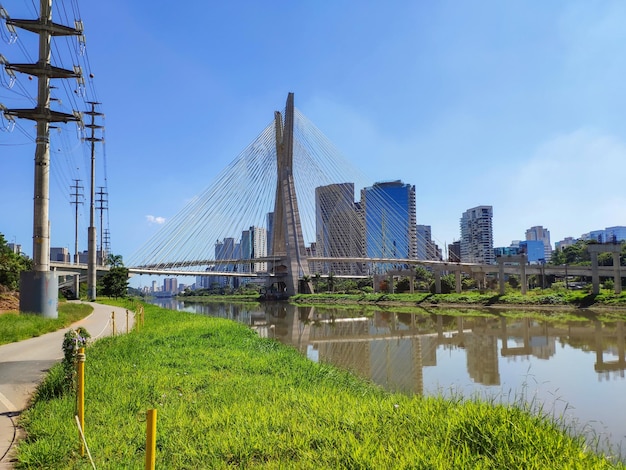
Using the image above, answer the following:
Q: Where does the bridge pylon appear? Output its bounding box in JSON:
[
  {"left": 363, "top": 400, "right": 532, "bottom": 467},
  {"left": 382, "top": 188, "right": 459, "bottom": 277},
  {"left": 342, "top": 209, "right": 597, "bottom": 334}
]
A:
[{"left": 268, "top": 93, "right": 313, "bottom": 296}]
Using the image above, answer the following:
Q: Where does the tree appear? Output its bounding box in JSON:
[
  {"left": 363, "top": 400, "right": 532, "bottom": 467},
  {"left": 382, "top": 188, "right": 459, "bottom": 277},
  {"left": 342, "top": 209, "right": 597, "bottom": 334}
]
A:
[
  {"left": 327, "top": 272, "right": 335, "bottom": 293},
  {"left": 106, "top": 253, "right": 124, "bottom": 268},
  {"left": 99, "top": 254, "right": 129, "bottom": 298},
  {"left": 0, "top": 233, "right": 32, "bottom": 291}
]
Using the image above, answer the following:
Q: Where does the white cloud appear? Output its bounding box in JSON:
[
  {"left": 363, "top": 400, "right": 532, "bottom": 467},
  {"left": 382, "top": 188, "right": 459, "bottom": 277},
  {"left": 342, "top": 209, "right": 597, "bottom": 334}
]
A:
[{"left": 145, "top": 215, "right": 166, "bottom": 225}]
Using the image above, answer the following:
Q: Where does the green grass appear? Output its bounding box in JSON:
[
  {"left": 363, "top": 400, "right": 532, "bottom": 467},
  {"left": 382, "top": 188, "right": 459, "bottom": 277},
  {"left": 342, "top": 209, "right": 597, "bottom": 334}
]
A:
[
  {"left": 292, "top": 289, "right": 626, "bottom": 311},
  {"left": 16, "top": 301, "right": 624, "bottom": 469},
  {"left": 0, "top": 302, "right": 93, "bottom": 345}
]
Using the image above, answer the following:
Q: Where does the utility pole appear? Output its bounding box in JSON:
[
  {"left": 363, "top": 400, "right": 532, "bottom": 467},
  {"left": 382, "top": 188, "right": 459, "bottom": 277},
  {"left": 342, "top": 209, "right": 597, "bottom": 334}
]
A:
[
  {"left": 96, "top": 186, "right": 108, "bottom": 265},
  {"left": 2, "top": 0, "right": 82, "bottom": 317},
  {"left": 70, "top": 179, "right": 83, "bottom": 299},
  {"left": 84, "top": 102, "right": 104, "bottom": 301}
]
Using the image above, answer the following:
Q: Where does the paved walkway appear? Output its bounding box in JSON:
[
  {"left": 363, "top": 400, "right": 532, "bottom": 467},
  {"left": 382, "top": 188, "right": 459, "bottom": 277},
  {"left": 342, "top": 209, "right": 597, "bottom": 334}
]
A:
[{"left": 0, "top": 302, "right": 134, "bottom": 469}]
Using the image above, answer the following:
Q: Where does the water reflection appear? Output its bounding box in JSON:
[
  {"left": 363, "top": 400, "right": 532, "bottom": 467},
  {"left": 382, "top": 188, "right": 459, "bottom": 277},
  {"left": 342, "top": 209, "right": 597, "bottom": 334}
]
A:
[{"left": 150, "top": 298, "right": 626, "bottom": 453}]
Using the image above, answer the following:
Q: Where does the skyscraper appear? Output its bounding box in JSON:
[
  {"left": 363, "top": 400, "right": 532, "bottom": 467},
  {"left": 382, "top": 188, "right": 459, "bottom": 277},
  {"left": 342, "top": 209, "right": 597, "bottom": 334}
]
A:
[
  {"left": 448, "top": 240, "right": 461, "bottom": 262},
  {"left": 525, "top": 225, "right": 552, "bottom": 263},
  {"left": 460, "top": 206, "right": 494, "bottom": 264},
  {"left": 416, "top": 224, "right": 442, "bottom": 261},
  {"left": 361, "top": 181, "right": 417, "bottom": 264},
  {"left": 163, "top": 278, "right": 178, "bottom": 294},
  {"left": 214, "top": 237, "right": 239, "bottom": 287},
  {"left": 315, "top": 183, "right": 364, "bottom": 275},
  {"left": 241, "top": 226, "right": 268, "bottom": 273}
]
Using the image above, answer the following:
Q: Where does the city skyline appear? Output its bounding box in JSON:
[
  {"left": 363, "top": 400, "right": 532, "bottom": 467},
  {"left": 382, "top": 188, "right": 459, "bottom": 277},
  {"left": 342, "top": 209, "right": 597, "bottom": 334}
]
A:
[{"left": 1, "top": 1, "right": 625, "bottom": 265}]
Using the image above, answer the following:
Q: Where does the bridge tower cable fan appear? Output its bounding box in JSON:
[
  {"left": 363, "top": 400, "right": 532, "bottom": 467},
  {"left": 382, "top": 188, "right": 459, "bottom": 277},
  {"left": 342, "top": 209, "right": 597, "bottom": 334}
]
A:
[
  {"left": 2, "top": 0, "right": 83, "bottom": 317},
  {"left": 269, "top": 93, "right": 313, "bottom": 296}
]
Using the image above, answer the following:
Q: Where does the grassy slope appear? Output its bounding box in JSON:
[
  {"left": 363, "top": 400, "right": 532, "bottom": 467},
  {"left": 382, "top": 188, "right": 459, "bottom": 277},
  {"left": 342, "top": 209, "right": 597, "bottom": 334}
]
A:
[
  {"left": 0, "top": 302, "right": 93, "bottom": 346},
  {"left": 15, "top": 300, "right": 623, "bottom": 469}
]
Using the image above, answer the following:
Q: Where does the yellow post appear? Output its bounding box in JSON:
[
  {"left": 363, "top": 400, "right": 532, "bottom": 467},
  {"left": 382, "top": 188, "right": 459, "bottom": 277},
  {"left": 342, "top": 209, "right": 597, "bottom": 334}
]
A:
[
  {"left": 145, "top": 408, "right": 157, "bottom": 470},
  {"left": 126, "top": 309, "right": 129, "bottom": 333},
  {"left": 141, "top": 306, "right": 145, "bottom": 327},
  {"left": 111, "top": 311, "right": 116, "bottom": 336},
  {"left": 77, "top": 347, "right": 86, "bottom": 456}
]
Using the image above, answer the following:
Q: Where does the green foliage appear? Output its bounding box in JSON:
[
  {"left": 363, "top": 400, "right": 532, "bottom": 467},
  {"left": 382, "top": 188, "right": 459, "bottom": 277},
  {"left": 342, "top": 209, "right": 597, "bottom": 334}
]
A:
[
  {"left": 0, "top": 232, "right": 32, "bottom": 290},
  {"left": 430, "top": 273, "right": 456, "bottom": 294},
  {"left": 16, "top": 302, "right": 624, "bottom": 468},
  {"left": 105, "top": 253, "right": 124, "bottom": 268},
  {"left": 292, "top": 289, "right": 626, "bottom": 309},
  {"left": 61, "top": 326, "right": 90, "bottom": 391},
  {"left": 99, "top": 254, "right": 129, "bottom": 298},
  {"left": 395, "top": 276, "right": 412, "bottom": 293},
  {"left": 549, "top": 239, "right": 626, "bottom": 266}
]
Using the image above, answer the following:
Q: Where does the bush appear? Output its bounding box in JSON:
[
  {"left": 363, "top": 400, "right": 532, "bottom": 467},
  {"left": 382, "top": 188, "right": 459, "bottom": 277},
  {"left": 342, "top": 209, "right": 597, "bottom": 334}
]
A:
[{"left": 61, "top": 327, "right": 90, "bottom": 391}]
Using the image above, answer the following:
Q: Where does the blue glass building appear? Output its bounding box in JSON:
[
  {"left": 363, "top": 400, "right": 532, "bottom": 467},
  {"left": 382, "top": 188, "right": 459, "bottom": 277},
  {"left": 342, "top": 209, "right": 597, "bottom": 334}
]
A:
[{"left": 360, "top": 181, "right": 417, "bottom": 262}]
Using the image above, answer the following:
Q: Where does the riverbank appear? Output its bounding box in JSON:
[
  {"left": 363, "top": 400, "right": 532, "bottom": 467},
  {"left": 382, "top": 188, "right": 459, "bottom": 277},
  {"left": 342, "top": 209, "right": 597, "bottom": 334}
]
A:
[
  {"left": 290, "top": 290, "right": 626, "bottom": 312},
  {"left": 15, "top": 300, "right": 624, "bottom": 468}
]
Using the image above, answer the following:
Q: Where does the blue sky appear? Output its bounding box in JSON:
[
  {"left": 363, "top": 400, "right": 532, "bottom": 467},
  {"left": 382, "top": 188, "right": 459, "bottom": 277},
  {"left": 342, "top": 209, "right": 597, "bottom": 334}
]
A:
[{"left": 2, "top": 0, "right": 626, "bottom": 270}]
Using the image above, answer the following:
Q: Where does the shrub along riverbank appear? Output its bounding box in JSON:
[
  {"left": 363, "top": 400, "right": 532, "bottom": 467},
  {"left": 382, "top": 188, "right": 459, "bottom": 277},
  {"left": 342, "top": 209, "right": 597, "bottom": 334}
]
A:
[
  {"left": 17, "top": 300, "right": 624, "bottom": 468},
  {"left": 291, "top": 289, "right": 626, "bottom": 310}
]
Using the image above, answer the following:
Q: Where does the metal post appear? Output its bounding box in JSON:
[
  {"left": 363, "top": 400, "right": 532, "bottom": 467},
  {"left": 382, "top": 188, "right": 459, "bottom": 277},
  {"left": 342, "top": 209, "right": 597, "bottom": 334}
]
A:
[
  {"left": 145, "top": 409, "right": 157, "bottom": 470},
  {"left": 77, "top": 347, "right": 86, "bottom": 456}
]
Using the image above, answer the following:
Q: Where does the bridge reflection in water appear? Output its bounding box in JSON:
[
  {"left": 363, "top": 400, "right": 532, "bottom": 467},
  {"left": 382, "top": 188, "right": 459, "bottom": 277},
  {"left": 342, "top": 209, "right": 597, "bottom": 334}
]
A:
[{"left": 151, "top": 298, "right": 626, "bottom": 455}]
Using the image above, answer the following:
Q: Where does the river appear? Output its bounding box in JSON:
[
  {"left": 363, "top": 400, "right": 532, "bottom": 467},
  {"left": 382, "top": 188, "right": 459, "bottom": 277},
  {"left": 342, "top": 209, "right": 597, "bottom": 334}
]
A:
[{"left": 150, "top": 298, "right": 626, "bottom": 457}]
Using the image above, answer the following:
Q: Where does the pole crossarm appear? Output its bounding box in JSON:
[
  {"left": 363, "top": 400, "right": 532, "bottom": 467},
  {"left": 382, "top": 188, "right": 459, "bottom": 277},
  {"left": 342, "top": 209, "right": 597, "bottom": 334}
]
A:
[
  {"left": 6, "top": 18, "right": 83, "bottom": 36},
  {"left": 4, "top": 107, "right": 79, "bottom": 122},
  {"left": 5, "top": 62, "right": 80, "bottom": 79}
]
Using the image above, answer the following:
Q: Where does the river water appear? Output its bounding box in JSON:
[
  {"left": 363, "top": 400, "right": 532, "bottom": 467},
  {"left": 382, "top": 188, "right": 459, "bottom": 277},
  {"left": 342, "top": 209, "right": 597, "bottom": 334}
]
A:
[{"left": 151, "top": 298, "right": 626, "bottom": 456}]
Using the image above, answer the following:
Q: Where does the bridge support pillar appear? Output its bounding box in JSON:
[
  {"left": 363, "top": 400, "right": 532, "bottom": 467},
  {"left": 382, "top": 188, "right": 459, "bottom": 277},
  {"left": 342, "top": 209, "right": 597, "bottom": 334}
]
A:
[
  {"left": 74, "top": 274, "right": 80, "bottom": 300},
  {"left": 269, "top": 94, "right": 311, "bottom": 297},
  {"left": 496, "top": 254, "right": 527, "bottom": 295},
  {"left": 434, "top": 268, "right": 441, "bottom": 294},
  {"left": 588, "top": 244, "right": 623, "bottom": 295},
  {"left": 591, "top": 251, "right": 600, "bottom": 295},
  {"left": 613, "top": 252, "right": 622, "bottom": 295},
  {"left": 19, "top": 271, "right": 58, "bottom": 318},
  {"left": 455, "top": 269, "right": 462, "bottom": 294}
]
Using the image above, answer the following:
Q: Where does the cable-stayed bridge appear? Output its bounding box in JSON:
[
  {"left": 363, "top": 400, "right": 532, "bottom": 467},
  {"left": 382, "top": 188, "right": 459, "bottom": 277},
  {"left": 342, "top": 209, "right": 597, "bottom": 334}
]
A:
[
  {"left": 127, "top": 92, "right": 427, "bottom": 296},
  {"left": 123, "top": 94, "right": 623, "bottom": 297}
]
